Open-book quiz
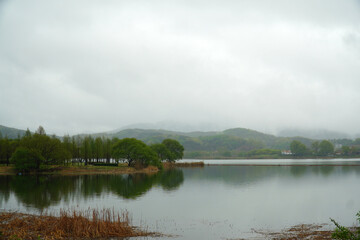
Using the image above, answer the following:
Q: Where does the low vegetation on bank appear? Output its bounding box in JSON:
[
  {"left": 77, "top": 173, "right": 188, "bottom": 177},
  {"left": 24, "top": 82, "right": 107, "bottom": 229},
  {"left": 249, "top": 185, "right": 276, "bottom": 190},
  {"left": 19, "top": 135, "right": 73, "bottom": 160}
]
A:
[
  {"left": 331, "top": 211, "right": 360, "bottom": 240},
  {"left": 253, "top": 211, "right": 360, "bottom": 240},
  {"left": 0, "top": 208, "right": 156, "bottom": 240}
]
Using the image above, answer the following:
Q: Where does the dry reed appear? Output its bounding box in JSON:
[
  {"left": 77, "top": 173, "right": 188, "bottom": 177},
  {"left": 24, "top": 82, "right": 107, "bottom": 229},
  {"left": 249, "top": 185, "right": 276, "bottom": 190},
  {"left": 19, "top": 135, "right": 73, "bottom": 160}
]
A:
[
  {"left": 174, "top": 161, "right": 204, "bottom": 167},
  {"left": 163, "top": 161, "right": 205, "bottom": 168},
  {"left": 0, "top": 208, "right": 154, "bottom": 240},
  {"left": 253, "top": 223, "right": 333, "bottom": 240}
]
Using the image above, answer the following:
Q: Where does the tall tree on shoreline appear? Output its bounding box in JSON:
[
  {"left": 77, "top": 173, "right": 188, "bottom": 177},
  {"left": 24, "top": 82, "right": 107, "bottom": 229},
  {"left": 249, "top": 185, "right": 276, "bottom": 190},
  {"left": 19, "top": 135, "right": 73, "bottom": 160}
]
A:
[{"left": 290, "top": 140, "right": 308, "bottom": 156}]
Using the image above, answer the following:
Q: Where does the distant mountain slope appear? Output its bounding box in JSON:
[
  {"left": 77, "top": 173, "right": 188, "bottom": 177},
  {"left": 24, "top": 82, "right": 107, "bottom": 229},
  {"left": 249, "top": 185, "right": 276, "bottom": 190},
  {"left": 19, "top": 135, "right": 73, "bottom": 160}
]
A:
[
  {"left": 223, "top": 128, "right": 314, "bottom": 149},
  {"left": 110, "top": 129, "right": 184, "bottom": 139},
  {"left": 0, "top": 125, "right": 27, "bottom": 139},
  {"left": 223, "top": 128, "right": 277, "bottom": 143},
  {"left": 0, "top": 124, "right": 316, "bottom": 153},
  {"left": 106, "top": 127, "right": 314, "bottom": 152}
]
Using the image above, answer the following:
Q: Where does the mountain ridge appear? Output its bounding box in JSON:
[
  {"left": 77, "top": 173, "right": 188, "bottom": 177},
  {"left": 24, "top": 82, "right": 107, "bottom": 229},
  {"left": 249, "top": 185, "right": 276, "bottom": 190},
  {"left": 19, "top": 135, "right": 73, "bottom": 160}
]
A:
[{"left": 1, "top": 124, "right": 355, "bottom": 157}]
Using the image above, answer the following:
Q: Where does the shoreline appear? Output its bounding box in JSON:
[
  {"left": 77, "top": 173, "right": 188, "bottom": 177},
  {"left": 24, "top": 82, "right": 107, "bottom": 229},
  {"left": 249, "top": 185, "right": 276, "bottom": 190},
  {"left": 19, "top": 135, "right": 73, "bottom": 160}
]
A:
[
  {"left": 251, "top": 223, "right": 333, "bottom": 240},
  {"left": 0, "top": 161, "right": 205, "bottom": 175},
  {"left": 1, "top": 158, "right": 359, "bottom": 175},
  {"left": 0, "top": 211, "right": 339, "bottom": 240},
  {"left": 184, "top": 156, "right": 360, "bottom": 160},
  {"left": 0, "top": 164, "right": 160, "bottom": 176}
]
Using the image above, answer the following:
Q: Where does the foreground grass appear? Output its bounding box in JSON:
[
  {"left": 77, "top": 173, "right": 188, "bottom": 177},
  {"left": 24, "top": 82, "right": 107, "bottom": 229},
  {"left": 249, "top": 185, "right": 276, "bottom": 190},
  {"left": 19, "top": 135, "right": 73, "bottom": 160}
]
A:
[{"left": 0, "top": 208, "right": 156, "bottom": 240}]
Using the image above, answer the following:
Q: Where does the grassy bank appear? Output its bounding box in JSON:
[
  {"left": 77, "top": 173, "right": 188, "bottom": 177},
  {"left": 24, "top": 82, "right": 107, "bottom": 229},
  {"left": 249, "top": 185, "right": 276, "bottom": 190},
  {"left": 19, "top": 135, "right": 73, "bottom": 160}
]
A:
[
  {"left": 0, "top": 208, "right": 156, "bottom": 240},
  {"left": 0, "top": 164, "right": 159, "bottom": 176}
]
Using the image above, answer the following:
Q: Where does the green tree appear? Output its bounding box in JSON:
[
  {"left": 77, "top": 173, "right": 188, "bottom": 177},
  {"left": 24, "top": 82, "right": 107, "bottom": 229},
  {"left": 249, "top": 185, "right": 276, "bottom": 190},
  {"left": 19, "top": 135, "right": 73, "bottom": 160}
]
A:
[
  {"left": 94, "top": 137, "right": 103, "bottom": 163},
  {"left": 341, "top": 146, "right": 351, "bottom": 156},
  {"left": 24, "top": 128, "right": 32, "bottom": 137},
  {"left": 354, "top": 138, "right": 360, "bottom": 145},
  {"left": 0, "top": 139, "right": 4, "bottom": 163},
  {"left": 19, "top": 128, "right": 71, "bottom": 166},
  {"left": 150, "top": 143, "right": 171, "bottom": 161},
  {"left": 81, "top": 136, "right": 92, "bottom": 165},
  {"left": 71, "top": 136, "right": 81, "bottom": 164},
  {"left": 290, "top": 140, "right": 308, "bottom": 156},
  {"left": 0, "top": 137, "right": 17, "bottom": 166},
  {"left": 62, "top": 135, "right": 73, "bottom": 165},
  {"left": 311, "top": 141, "right": 320, "bottom": 155},
  {"left": 10, "top": 147, "right": 45, "bottom": 172},
  {"left": 103, "top": 138, "right": 112, "bottom": 164},
  {"left": 112, "top": 138, "right": 161, "bottom": 168},
  {"left": 318, "top": 140, "right": 334, "bottom": 156},
  {"left": 162, "top": 139, "right": 184, "bottom": 162},
  {"left": 35, "top": 125, "right": 46, "bottom": 135}
]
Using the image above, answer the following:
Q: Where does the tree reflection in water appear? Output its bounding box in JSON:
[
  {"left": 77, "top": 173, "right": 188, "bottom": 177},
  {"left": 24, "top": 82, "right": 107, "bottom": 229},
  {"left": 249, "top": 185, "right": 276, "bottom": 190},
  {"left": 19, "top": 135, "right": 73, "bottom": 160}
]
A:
[{"left": 0, "top": 169, "right": 184, "bottom": 210}]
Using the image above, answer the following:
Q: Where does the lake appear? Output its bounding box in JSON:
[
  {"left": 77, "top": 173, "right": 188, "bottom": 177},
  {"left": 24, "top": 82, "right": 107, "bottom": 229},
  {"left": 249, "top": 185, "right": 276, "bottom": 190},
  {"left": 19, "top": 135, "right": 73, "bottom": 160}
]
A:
[{"left": 1, "top": 159, "right": 360, "bottom": 239}]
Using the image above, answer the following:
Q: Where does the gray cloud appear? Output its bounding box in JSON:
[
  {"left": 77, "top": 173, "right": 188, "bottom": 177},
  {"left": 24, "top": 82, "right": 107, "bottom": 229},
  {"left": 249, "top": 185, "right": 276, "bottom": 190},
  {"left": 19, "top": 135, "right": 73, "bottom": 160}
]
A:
[{"left": 1, "top": 0, "right": 360, "bottom": 135}]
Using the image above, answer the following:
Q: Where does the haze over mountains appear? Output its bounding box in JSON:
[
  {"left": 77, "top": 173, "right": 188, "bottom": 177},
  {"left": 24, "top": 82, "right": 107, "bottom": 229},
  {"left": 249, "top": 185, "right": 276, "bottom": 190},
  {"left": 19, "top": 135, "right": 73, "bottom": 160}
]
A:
[
  {"left": 115, "top": 121, "right": 228, "bottom": 133},
  {"left": 277, "top": 128, "right": 354, "bottom": 140}
]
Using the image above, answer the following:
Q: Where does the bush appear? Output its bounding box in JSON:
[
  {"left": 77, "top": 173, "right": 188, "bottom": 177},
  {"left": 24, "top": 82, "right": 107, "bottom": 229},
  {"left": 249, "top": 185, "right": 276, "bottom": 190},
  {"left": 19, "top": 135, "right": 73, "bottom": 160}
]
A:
[
  {"left": 331, "top": 211, "right": 360, "bottom": 240},
  {"left": 10, "top": 147, "right": 45, "bottom": 172}
]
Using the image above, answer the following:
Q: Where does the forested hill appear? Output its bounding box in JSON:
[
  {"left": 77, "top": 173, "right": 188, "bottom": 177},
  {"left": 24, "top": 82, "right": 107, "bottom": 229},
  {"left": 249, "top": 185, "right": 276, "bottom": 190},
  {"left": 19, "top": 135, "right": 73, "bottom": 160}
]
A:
[
  {"left": 0, "top": 124, "right": 323, "bottom": 158},
  {"left": 0, "top": 125, "right": 314, "bottom": 152},
  {"left": 107, "top": 128, "right": 314, "bottom": 155},
  {"left": 0, "top": 125, "right": 27, "bottom": 139}
]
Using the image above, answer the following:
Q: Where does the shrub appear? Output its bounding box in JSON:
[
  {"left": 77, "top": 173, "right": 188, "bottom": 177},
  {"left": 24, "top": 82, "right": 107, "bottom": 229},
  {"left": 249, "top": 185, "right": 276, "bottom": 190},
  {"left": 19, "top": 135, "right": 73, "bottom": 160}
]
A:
[{"left": 331, "top": 211, "right": 360, "bottom": 240}]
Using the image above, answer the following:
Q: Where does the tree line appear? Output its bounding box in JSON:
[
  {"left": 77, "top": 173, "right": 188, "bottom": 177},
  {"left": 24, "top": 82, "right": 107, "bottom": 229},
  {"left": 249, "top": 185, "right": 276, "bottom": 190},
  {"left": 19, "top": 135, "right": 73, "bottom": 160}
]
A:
[
  {"left": 289, "top": 139, "right": 360, "bottom": 157},
  {"left": 0, "top": 126, "right": 184, "bottom": 172}
]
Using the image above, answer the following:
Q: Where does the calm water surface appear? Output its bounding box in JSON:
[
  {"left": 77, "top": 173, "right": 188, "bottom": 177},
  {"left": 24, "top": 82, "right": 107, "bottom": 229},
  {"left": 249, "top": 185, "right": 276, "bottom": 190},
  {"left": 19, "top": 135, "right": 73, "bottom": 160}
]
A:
[{"left": 1, "top": 159, "right": 360, "bottom": 239}]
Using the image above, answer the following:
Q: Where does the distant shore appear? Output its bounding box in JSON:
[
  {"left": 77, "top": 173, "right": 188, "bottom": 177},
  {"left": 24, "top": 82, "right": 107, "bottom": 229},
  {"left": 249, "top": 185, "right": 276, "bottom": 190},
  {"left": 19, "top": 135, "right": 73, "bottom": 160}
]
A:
[{"left": 185, "top": 156, "right": 360, "bottom": 160}]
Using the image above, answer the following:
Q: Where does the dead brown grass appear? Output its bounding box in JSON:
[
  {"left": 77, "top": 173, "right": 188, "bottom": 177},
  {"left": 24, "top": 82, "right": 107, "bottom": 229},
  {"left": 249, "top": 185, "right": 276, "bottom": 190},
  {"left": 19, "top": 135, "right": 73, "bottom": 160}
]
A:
[
  {"left": 163, "top": 161, "right": 205, "bottom": 169},
  {"left": 253, "top": 224, "right": 333, "bottom": 240},
  {"left": 0, "top": 208, "right": 156, "bottom": 240}
]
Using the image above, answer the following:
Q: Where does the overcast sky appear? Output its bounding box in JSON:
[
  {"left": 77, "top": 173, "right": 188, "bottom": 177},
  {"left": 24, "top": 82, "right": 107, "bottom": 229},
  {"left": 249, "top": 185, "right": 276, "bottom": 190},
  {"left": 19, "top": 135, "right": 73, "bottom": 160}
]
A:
[{"left": 1, "top": 0, "right": 360, "bottom": 135}]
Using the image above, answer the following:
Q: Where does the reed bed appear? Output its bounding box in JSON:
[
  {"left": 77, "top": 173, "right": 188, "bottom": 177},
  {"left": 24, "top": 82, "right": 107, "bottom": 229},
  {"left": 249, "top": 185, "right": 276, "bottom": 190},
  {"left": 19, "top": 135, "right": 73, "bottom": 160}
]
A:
[
  {"left": 163, "top": 161, "right": 205, "bottom": 168},
  {"left": 174, "top": 161, "right": 205, "bottom": 167},
  {"left": 0, "top": 208, "right": 154, "bottom": 240}
]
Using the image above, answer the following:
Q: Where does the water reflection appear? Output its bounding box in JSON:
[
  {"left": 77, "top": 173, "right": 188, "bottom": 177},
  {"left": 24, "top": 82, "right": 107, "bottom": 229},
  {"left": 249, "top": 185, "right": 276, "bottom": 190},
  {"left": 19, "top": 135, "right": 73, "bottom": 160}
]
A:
[
  {"left": 182, "top": 165, "right": 360, "bottom": 186},
  {"left": 0, "top": 169, "right": 184, "bottom": 210},
  {"left": 1, "top": 165, "right": 360, "bottom": 211}
]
